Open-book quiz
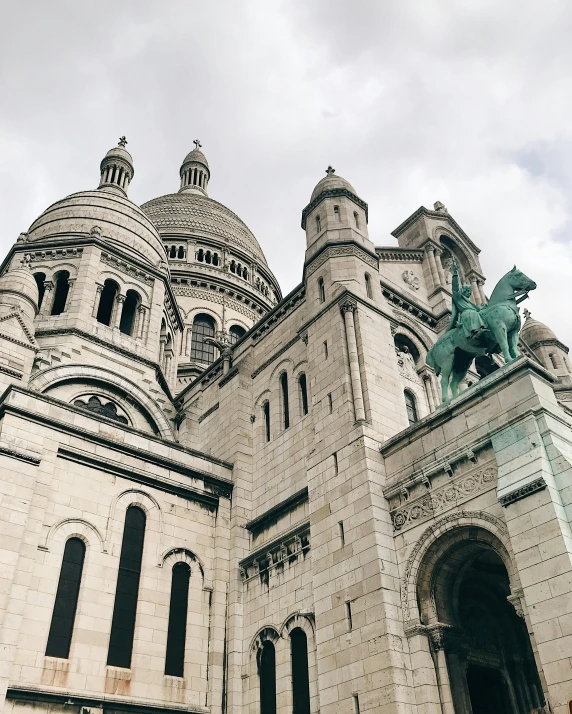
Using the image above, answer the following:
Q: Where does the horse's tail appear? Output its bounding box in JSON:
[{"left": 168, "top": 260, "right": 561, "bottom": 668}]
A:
[{"left": 426, "top": 346, "right": 440, "bottom": 376}]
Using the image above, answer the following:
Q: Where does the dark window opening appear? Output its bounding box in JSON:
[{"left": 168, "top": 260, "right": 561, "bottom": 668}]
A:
[
  {"left": 230, "top": 260, "right": 236, "bottom": 273},
  {"left": 51, "top": 271, "right": 70, "bottom": 316},
  {"left": 318, "top": 278, "right": 325, "bottom": 304},
  {"left": 323, "top": 341, "right": 328, "bottom": 359},
  {"left": 346, "top": 601, "right": 353, "bottom": 631},
  {"left": 549, "top": 353, "right": 558, "bottom": 369},
  {"left": 259, "top": 640, "right": 276, "bottom": 714},
  {"left": 165, "top": 562, "right": 190, "bottom": 677},
  {"left": 190, "top": 314, "right": 216, "bottom": 363},
  {"left": 404, "top": 391, "right": 418, "bottom": 425},
  {"left": 353, "top": 694, "right": 360, "bottom": 714},
  {"left": 328, "top": 393, "right": 333, "bottom": 413},
  {"left": 213, "top": 253, "right": 219, "bottom": 266},
  {"left": 365, "top": 273, "right": 373, "bottom": 299},
  {"left": 334, "top": 205, "right": 340, "bottom": 221},
  {"left": 229, "top": 325, "right": 246, "bottom": 345},
  {"left": 280, "top": 373, "right": 289, "bottom": 429},
  {"left": 97, "top": 279, "right": 119, "bottom": 326},
  {"left": 34, "top": 272, "right": 46, "bottom": 310},
  {"left": 316, "top": 215, "right": 321, "bottom": 233},
  {"left": 119, "top": 290, "right": 140, "bottom": 336},
  {"left": 205, "top": 251, "right": 212, "bottom": 264},
  {"left": 177, "top": 246, "right": 185, "bottom": 259},
  {"left": 333, "top": 452, "right": 338, "bottom": 474},
  {"left": 299, "top": 374, "right": 308, "bottom": 415},
  {"left": 338, "top": 521, "right": 345, "bottom": 547},
  {"left": 353, "top": 211, "right": 360, "bottom": 229},
  {"left": 107, "top": 506, "right": 146, "bottom": 668},
  {"left": 290, "top": 629, "right": 311, "bottom": 714},
  {"left": 45, "top": 537, "right": 85, "bottom": 659},
  {"left": 263, "top": 401, "right": 270, "bottom": 442},
  {"left": 169, "top": 246, "right": 177, "bottom": 259},
  {"left": 197, "top": 249, "right": 204, "bottom": 262}
]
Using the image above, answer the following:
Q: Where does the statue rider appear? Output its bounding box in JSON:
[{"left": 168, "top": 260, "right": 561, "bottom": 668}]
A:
[{"left": 446, "top": 258, "right": 486, "bottom": 338}]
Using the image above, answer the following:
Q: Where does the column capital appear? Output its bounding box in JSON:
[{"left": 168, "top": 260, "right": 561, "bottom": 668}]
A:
[
  {"left": 116, "top": 294, "right": 126, "bottom": 304},
  {"left": 424, "top": 243, "right": 435, "bottom": 255},
  {"left": 43, "top": 280, "right": 54, "bottom": 290},
  {"left": 427, "top": 623, "right": 454, "bottom": 651},
  {"left": 507, "top": 588, "right": 525, "bottom": 619},
  {"left": 340, "top": 297, "right": 358, "bottom": 314}
]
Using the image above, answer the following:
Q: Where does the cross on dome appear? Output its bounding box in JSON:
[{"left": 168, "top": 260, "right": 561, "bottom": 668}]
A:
[
  {"left": 325, "top": 165, "right": 335, "bottom": 176},
  {"left": 523, "top": 308, "right": 531, "bottom": 320},
  {"left": 193, "top": 139, "right": 202, "bottom": 150},
  {"left": 118, "top": 136, "right": 128, "bottom": 148}
]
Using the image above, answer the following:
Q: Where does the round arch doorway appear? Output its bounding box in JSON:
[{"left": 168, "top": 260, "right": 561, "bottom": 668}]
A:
[{"left": 416, "top": 526, "right": 546, "bottom": 713}]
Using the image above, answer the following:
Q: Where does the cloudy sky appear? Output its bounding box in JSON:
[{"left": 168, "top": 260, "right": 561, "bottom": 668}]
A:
[{"left": 2, "top": 1, "right": 571, "bottom": 344}]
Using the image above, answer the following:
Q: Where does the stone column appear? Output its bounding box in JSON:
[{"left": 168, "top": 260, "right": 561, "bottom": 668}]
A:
[
  {"left": 477, "top": 280, "right": 487, "bottom": 305},
  {"left": 92, "top": 284, "right": 103, "bottom": 318},
  {"left": 184, "top": 326, "right": 192, "bottom": 356},
  {"left": 63, "top": 278, "right": 75, "bottom": 312},
  {"left": 159, "top": 335, "right": 167, "bottom": 365},
  {"left": 341, "top": 299, "right": 365, "bottom": 422},
  {"left": 428, "top": 624, "right": 455, "bottom": 714},
  {"left": 469, "top": 276, "right": 481, "bottom": 305},
  {"left": 112, "top": 294, "right": 125, "bottom": 329},
  {"left": 435, "top": 248, "right": 446, "bottom": 288},
  {"left": 405, "top": 626, "right": 442, "bottom": 714},
  {"left": 425, "top": 245, "right": 440, "bottom": 291},
  {"left": 39, "top": 281, "right": 54, "bottom": 317},
  {"left": 136, "top": 306, "right": 147, "bottom": 340}
]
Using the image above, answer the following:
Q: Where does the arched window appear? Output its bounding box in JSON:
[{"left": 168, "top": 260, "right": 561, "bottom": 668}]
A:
[
  {"left": 353, "top": 211, "right": 360, "bottom": 229},
  {"left": 243, "top": 267, "right": 248, "bottom": 280},
  {"left": 280, "top": 372, "right": 290, "bottom": 429},
  {"left": 177, "top": 246, "right": 185, "bottom": 259},
  {"left": 230, "top": 260, "right": 236, "bottom": 273},
  {"left": 169, "top": 246, "right": 177, "bottom": 259},
  {"left": 51, "top": 271, "right": 70, "bottom": 316},
  {"left": 213, "top": 253, "right": 219, "bottom": 266},
  {"left": 34, "top": 272, "right": 46, "bottom": 310},
  {"left": 190, "top": 314, "right": 216, "bottom": 363},
  {"left": 263, "top": 401, "right": 270, "bottom": 442},
  {"left": 119, "top": 289, "right": 140, "bottom": 336},
  {"left": 259, "top": 640, "right": 276, "bottom": 714},
  {"left": 45, "top": 537, "right": 85, "bottom": 659},
  {"left": 318, "top": 278, "right": 325, "bottom": 304},
  {"left": 197, "top": 249, "right": 204, "bottom": 262},
  {"left": 290, "top": 629, "right": 311, "bottom": 714},
  {"left": 165, "top": 562, "right": 191, "bottom": 677},
  {"left": 315, "top": 215, "right": 321, "bottom": 233},
  {"left": 205, "top": 251, "right": 212, "bottom": 264},
  {"left": 107, "top": 506, "right": 146, "bottom": 668},
  {"left": 97, "top": 279, "right": 119, "bottom": 326},
  {"left": 299, "top": 374, "right": 308, "bottom": 416},
  {"left": 229, "top": 325, "right": 246, "bottom": 345},
  {"left": 334, "top": 205, "right": 340, "bottom": 221},
  {"left": 404, "top": 391, "right": 418, "bottom": 425},
  {"left": 365, "top": 273, "right": 373, "bottom": 299}
]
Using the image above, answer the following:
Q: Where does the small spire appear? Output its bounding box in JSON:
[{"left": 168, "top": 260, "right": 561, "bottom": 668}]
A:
[
  {"left": 193, "top": 139, "right": 202, "bottom": 150},
  {"left": 118, "top": 136, "right": 128, "bottom": 148},
  {"left": 325, "top": 165, "right": 335, "bottom": 176}
]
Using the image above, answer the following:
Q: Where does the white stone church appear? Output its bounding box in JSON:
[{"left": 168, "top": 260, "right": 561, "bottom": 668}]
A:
[{"left": 0, "top": 138, "right": 570, "bottom": 714}]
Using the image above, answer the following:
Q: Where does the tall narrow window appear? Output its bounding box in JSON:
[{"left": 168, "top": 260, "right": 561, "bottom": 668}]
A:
[
  {"left": 334, "top": 205, "right": 340, "bottom": 221},
  {"left": 263, "top": 401, "right": 271, "bottom": 442},
  {"left": 119, "top": 290, "right": 140, "bottom": 336},
  {"left": 97, "top": 279, "right": 119, "bottom": 326},
  {"left": 315, "top": 215, "right": 321, "bottom": 233},
  {"left": 259, "top": 640, "right": 276, "bottom": 714},
  {"left": 229, "top": 325, "right": 246, "bottom": 345},
  {"left": 404, "top": 391, "right": 418, "bottom": 425},
  {"left": 549, "top": 353, "right": 558, "bottom": 369},
  {"left": 290, "top": 629, "right": 311, "bottom": 714},
  {"left": 51, "top": 271, "right": 70, "bottom": 316},
  {"left": 318, "top": 278, "right": 325, "bottom": 304},
  {"left": 280, "top": 373, "right": 290, "bottom": 429},
  {"left": 190, "top": 314, "right": 216, "bottom": 363},
  {"left": 299, "top": 374, "right": 308, "bottom": 416},
  {"left": 34, "top": 272, "right": 46, "bottom": 310},
  {"left": 177, "top": 246, "right": 185, "bottom": 259},
  {"left": 45, "top": 537, "right": 85, "bottom": 659},
  {"left": 170, "top": 246, "right": 177, "bottom": 258},
  {"left": 165, "top": 562, "right": 190, "bottom": 677},
  {"left": 107, "top": 506, "right": 146, "bottom": 668},
  {"left": 365, "top": 274, "right": 373, "bottom": 299},
  {"left": 353, "top": 211, "right": 360, "bottom": 229}
]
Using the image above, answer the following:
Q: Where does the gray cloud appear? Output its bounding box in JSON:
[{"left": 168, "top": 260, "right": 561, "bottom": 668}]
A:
[{"left": 1, "top": 0, "right": 571, "bottom": 343}]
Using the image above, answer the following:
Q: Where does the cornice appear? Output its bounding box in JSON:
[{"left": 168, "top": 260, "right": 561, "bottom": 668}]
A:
[
  {"left": 499, "top": 477, "right": 546, "bottom": 507},
  {"left": 304, "top": 240, "right": 379, "bottom": 277},
  {"left": 251, "top": 335, "right": 301, "bottom": 379},
  {"left": 250, "top": 283, "right": 306, "bottom": 342},
  {"left": 380, "top": 281, "right": 439, "bottom": 330},
  {"left": 301, "top": 188, "right": 369, "bottom": 229},
  {"left": 375, "top": 247, "right": 425, "bottom": 263},
  {"left": 246, "top": 487, "right": 309, "bottom": 533},
  {"left": 171, "top": 274, "right": 269, "bottom": 317}
]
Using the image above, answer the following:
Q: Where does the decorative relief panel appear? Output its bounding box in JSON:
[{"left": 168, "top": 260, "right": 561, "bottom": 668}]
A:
[
  {"left": 306, "top": 244, "right": 378, "bottom": 277},
  {"left": 402, "top": 270, "right": 420, "bottom": 291},
  {"left": 239, "top": 521, "right": 310, "bottom": 587},
  {"left": 173, "top": 286, "right": 258, "bottom": 320},
  {"left": 391, "top": 464, "right": 497, "bottom": 532}
]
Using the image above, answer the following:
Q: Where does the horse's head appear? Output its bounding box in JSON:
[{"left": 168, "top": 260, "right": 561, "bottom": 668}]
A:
[{"left": 507, "top": 266, "right": 537, "bottom": 293}]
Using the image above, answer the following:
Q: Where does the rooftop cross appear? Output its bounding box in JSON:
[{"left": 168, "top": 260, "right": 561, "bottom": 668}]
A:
[
  {"left": 193, "top": 139, "right": 202, "bottom": 150},
  {"left": 118, "top": 136, "right": 128, "bottom": 148},
  {"left": 325, "top": 165, "right": 335, "bottom": 176},
  {"left": 523, "top": 308, "right": 531, "bottom": 320}
]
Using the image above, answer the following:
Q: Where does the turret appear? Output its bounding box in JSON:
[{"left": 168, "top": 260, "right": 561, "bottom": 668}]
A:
[
  {"left": 98, "top": 136, "right": 134, "bottom": 196},
  {"left": 521, "top": 309, "right": 571, "bottom": 380},
  {"left": 178, "top": 140, "right": 210, "bottom": 196}
]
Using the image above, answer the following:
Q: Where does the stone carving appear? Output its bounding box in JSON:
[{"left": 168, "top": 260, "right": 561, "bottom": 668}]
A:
[
  {"left": 391, "top": 466, "right": 497, "bottom": 531},
  {"left": 507, "top": 589, "right": 525, "bottom": 619},
  {"left": 239, "top": 522, "right": 310, "bottom": 585},
  {"left": 73, "top": 396, "right": 129, "bottom": 425},
  {"left": 396, "top": 345, "right": 420, "bottom": 383},
  {"left": 499, "top": 477, "right": 546, "bottom": 507},
  {"left": 306, "top": 244, "right": 378, "bottom": 277},
  {"left": 427, "top": 262, "right": 537, "bottom": 402},
  {"left": 173, "top": 286, "right": 258, "bottom": 321},
  {"left": 402, "top": 270, "right": 420, "bottom": 292}
]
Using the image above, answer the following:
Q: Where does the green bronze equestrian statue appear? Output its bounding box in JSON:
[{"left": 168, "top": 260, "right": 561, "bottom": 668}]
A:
[{"left": 426, "top": 259, "right": 536, "bottom": 403}]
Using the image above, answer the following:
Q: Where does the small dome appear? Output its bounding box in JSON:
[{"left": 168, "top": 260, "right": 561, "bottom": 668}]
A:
[
  {"left": 521, "top": 311, "right": 559, "bottom": 345},
  {"left": 182, "top": 148, "right": 209, "bottom": 169},
  {"left": 310, "top": 166, "right": 357, "bottom": 202},
  {"left": 104, "top": 144, "right": 133, "bottom": 163},
  {"left": 0, "top": 266, "right": 39, "bottom": 308}
]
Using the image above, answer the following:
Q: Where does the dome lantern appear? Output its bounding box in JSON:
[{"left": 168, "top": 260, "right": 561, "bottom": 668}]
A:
[
  {"left": 179, "top": 140, "right": 210, "bottom": 196},
  {"left": 98, "top": 137, "right": 134, "bottom": 196}
]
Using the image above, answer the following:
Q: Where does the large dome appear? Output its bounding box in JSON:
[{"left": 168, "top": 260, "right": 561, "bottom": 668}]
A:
[
  {"left": 141, "top": 192, "right": 268, "bottom": 265},
  {"left": 26, "top": 190, "right": 166, "bottom": 268}
]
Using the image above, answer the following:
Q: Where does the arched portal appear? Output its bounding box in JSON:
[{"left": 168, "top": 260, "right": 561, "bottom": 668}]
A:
[{"left": 416, "top": 528, "right": 545, "bottom": 713}]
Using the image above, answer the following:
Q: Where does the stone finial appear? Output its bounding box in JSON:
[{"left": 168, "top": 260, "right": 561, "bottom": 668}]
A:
[
  {"left": 523, "top": 308, "right": 531, "bottom": 320},
  {"left": 17, "top": 232, "right": 29, "bottom": 243},
  {"left": 325, "top": 165, "right": 335, "bottom": 176},
  {"left": 193, "top": 139, "right": 202, "bottom": 150},
  {"left": 118, "top": 136, "right": 128, "bottom": 148},
  {"left": 433, "top": 201, "right": 447, "bottom": 213}
]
